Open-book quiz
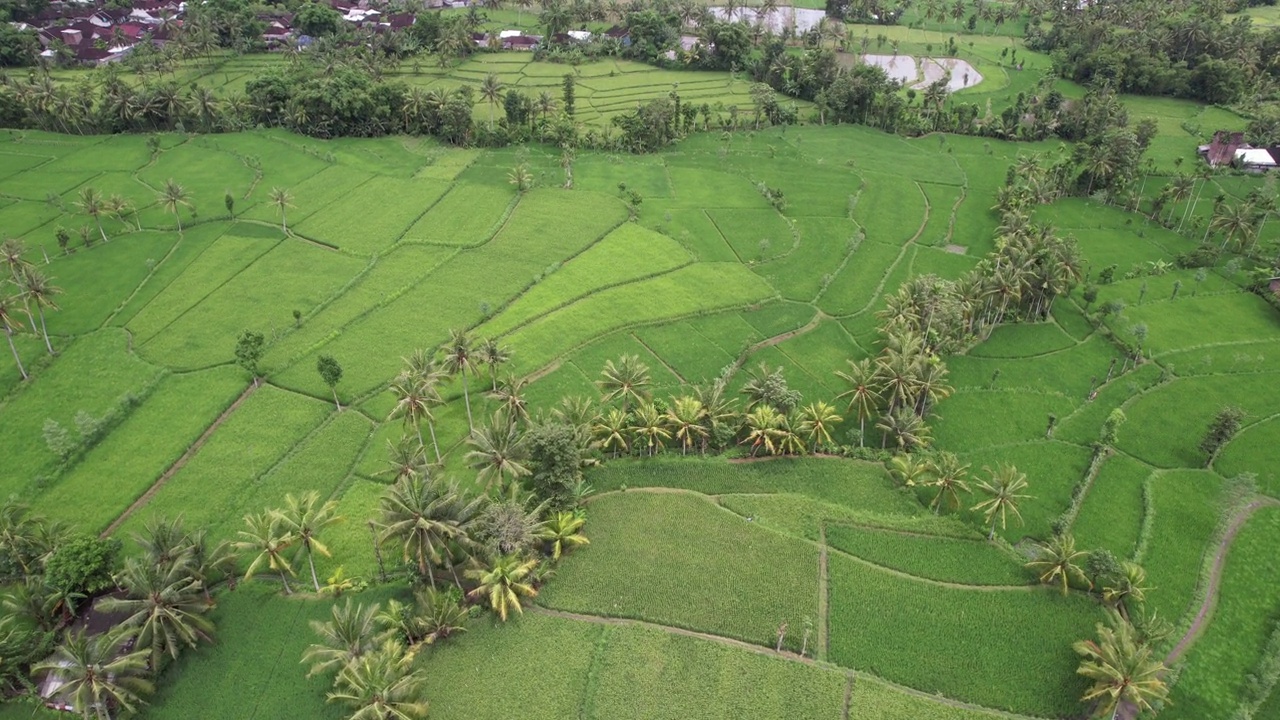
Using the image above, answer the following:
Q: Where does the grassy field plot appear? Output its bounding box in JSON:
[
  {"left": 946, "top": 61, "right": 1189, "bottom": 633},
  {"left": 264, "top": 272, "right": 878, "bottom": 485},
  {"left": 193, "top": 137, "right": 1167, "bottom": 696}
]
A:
[
  {"left": 541, "top": 491, "right": 818, "bottom": 651},
  {"left": 112, "top": 385, "right": 331, "bottom": 540},
  {"left": 825, "top": 524, "right": 1029, "bottom": 585},
  {"left": 295, "top": 176, "right": 451, "bottom": 254},
  {"left": 827, "top": 551, "right": 1097, "bottom": 717}
]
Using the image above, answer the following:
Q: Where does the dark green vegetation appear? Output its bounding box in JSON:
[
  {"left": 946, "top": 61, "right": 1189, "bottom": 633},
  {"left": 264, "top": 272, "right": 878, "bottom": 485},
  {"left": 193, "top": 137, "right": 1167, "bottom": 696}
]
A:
[{"left": 3, "top": 5, "right": 1280, "bottom": 714}]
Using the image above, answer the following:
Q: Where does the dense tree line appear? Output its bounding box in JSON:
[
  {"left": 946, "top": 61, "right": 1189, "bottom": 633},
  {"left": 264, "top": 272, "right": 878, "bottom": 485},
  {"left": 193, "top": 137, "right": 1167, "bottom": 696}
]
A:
[{"left": 1026, "top": 0, "right": 1280, "bottom": 109}]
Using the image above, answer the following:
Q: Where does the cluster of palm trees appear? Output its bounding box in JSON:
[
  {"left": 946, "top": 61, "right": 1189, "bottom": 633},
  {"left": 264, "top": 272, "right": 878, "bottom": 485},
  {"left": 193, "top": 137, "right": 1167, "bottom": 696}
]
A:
[
  {"left": 375, "top": 461, "right": 588, "bottom": 620},
  {"left": 299, "top": 589, "right": 466, "bottom": 720},
  {"left": 884, "top": 453, "right": 1030, "bottom": 539},
  {"left": 387, "top": 329, "right": 512, "bottom": 465},
  {"left": 233, "top": 491, "right": 342, "bottom": 595},
  {"left": 1, "top": 238, "right": 63, "bottom": 376},
  {"left": 1152, "top": 173, "right": 1277, "bottom": 255},
  {"left": 2, "top": 511, "right": 234, "bottom": 718}
]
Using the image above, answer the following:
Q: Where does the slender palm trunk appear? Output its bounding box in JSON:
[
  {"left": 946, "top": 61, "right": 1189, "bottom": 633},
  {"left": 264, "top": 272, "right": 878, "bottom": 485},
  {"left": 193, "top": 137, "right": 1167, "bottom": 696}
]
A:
[
  {"left": 859, "top": 415, "right": 865, "bottom": 447},
  {"left": 280, "top": 570, "right": 292, "bottom": 594},
  {"left": 4, "top": 326, "right": 26, "bottom": 379},
  {"left": 282, "top": 210, "right": 287, "bottom": 233},
  {"left": 174, "top": 211, "right": 183, "bottom": 233},
  {"left": 95, "top": 218, "right": 108, "bottom": 244},
  {"left": 307, "top": 547, "right": 321, "bottom": 592},
  {"left": 331, "top": 387, "right": 341, "bottom": 411},
  {"left": 988, "top": 522, "right": 996, "bottom": 541},
  {"left": 427, "top": 419, "right": 442, "bottom": 463},
  {"left": 36, "top": 305, "right": 53, "bottom": 355},
  {"left": 422, "top": 554, "right": 436, "bottom": 588},
  {"left": 461, "top": 368, "right": 473, "bottom": 431}
]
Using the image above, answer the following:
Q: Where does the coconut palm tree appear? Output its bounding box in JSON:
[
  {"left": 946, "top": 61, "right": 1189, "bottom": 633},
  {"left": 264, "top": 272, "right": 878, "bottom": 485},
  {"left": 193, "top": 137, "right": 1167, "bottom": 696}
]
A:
[
  {"left": 303, "top": 598, "right": 381, "bottom": 677},
  {"left": 887, "top": 453, "right": 930, "bottom": 487},
  {"left": 972, "top": 464, "right": 1031, "bottom": 540},
  {"left": 383, "top": 439, "right": 431, "bottom": 484},
  {"left": 465, "top": 414, "right": 530, "bottom": 493},
  {"left": 665, "top": 396, "right": 707, "bottom": 456},
  {"left": 233, "top": 512, "right": 298, "bottom": 594},
  {"left": 100, "top": 557, "right": 215, "bottom": 671},
  {"left": 592, "top": 407, "right": 630, "bottom": 458},
  {"left": 1073, "top": 611, "right": 1169, "bottom": 719},
  {"left": 107, "top": 194, "right": 139, "bottom": 232},
  {"left": 1102, "top": 561, "right": 1151, "bottom": 616},
  {"left": 157, "top": 178, "right": 190, "bottom": 232},
  {"left": 326, "top": 640, "right": 430, "bottom": 720},
  {"left": 477, "top": 338, "right": 510, "bottom": 391},
  {"left": 379, "top": 475, "right": 483, "bottom": 589},
  {"left": 441, "top": 329, "right": 476, "bottom": 432},
  {"left": 269, "top": 187, "right": 294, "bottom": 233},
  {"left": 387, "top": 369, "right": 443, "bottom": 463},
  {"left": 597, "top": 355, "right": 651, "bottom": 411},
  {"left": 480, "top": 73, "right": 504, "bottom": 130},
  {"left": 0, "top": 238, "right": 31, "bottom": 283},
  {"left": 835, "top": 358, "right": 881, "bottom": 446},
  {"left": 536, "top": 511, "right": 589, "bottom": 561},
  {"left": 488, "top": 375, "right": 529, "bottom": 423},
  {"left": 797, "top": 401, "right": 841, "bottom": 452},
  {"left": 275, "top": 491, "right": 343, "bottom": 593},
  {"left": 413, "top": 586, "right": 468, "bottom": 645},
  {"left": 629, "top": 401, "right": 669, "bottom": 456},
  {"left": 926, "top": 452, "right": 971, "bottom": 513},
  {"left": 876, "top": 408, "right": 931, "bottom": 452},
  {"left": 742, "top": 405, "right": 784, "bottom": 457},
  {"left": 19, "top": 266, "right": 61, "bottom": 355},
  {"left": 1026, "top": 534, "right": 1090, "bottom": 595},
  {"left": 75, "top": 187, "right": 110, "bottom": 245},
  {"left": 35, "top": 628, "right": 153, "bottom": 719},
  {"left": 466, "top": 553, "right": 539, "bottom": 621},
  {"left": 0, "top": 294, "right": 28, "bottom": 380}
]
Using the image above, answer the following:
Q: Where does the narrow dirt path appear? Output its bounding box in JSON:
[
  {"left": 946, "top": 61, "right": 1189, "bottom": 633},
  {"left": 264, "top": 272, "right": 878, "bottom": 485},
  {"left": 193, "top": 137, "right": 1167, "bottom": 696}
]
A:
[
  {"left": 101, "top": 382, "right": 259, "bottom": 538},
  {"left": 1166, "top": 498, "right": 1279, "bottom": 664}
]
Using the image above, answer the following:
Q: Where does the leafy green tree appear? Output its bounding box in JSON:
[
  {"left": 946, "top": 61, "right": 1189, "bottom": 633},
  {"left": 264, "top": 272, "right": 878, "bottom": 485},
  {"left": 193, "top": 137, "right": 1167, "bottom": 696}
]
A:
[
  {"left": 971, "top": 464, "right": 1031, "bottom": 540},
  {"left": 275, "top": 491, "right": 342, "bottom": 592},
  {"left": 536, "top": 511, "right": 588, "bottom": 561},
  {"left": 157, "top": 179, "right": 190, "bottom": 232},
  {"left": 1200, "top": 406, "right": 1245, "bottom": 465},
  {"left": 741, "top": 362, "right": 802, "bottom": 414},
  {"left": 44, "top": 534, "right": 121, "bottom": 605},
  {"left": 233, "top": 512, "right": 298, "bottom": 594},
  {"left": 35, "top": 628, "right": 153, "bottom": 720},
  {"left": 1073, "top": 610, "right": 1169, "bottom": 719},
  {"left": 224, "top": 192, "right": 235, "bottom": 219},
  {"left": 326, "top": 639, "right": 430, "bottom": 720},
  {"left": 876, "top": 408, "right": 931, "bottom": 452},
  {"left": 317, "top": 354, "right": 344, "bottom": 410},
  {"left": 466, "top": 553, "right": 538, "bottom": 622},
  {"left": 524, "top": 422, "right": 582, "bottom": 506},
  {"left": 295, "top": 1, "right": 343, "bottom": 35},
  {"left": 1026, "top": 534, "right": 1090, "bottom": 595},
  {"left": 100, "top": 557, "right": 215, "bottom": 671},
  {"left": 235, "top": 330, "right": 265, "bottom": 386},
  {"left": 303, "top": 598, "right": 381, "bottom": 677}
]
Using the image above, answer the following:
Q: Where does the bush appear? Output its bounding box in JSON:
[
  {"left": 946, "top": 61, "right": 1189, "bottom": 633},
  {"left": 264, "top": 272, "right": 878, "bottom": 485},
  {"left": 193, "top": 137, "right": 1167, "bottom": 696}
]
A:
[
  {"left": 44, "top": 534, "right": 122, "bottom": 598},
  {"left": 1176, "top": 246, "right": 1221, "bottom": 269}
]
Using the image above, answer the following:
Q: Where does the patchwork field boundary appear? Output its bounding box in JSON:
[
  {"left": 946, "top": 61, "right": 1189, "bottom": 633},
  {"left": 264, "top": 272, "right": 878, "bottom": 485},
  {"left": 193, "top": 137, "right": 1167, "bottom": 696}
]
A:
[{"left": 102, "top": 380, "right": 257, "bottom": 537}]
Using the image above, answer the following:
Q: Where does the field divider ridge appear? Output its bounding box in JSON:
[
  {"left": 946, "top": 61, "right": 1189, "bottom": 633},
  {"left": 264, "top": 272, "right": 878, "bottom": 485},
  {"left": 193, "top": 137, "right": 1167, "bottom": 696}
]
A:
[{"left": 101, "top": 381, "right": 259, "bottom": 537}]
